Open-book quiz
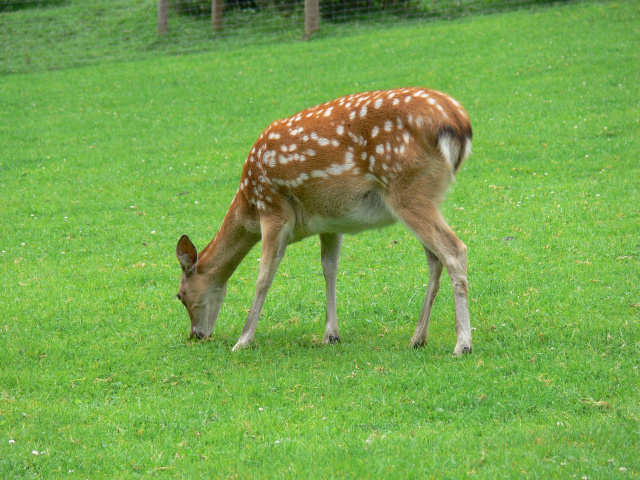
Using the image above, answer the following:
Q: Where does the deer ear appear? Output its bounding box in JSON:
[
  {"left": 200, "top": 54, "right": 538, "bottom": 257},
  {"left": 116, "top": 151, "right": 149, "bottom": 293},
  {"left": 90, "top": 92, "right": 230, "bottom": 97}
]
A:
[{"left": 176, "top": 235, "right": 198, "bottom": 273}]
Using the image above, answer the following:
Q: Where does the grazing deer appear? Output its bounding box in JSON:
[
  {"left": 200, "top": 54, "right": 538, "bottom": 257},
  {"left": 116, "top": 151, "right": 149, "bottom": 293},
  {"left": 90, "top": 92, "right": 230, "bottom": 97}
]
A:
[{"left": 176, "top": 87, "right": 473, "bottom": 355}]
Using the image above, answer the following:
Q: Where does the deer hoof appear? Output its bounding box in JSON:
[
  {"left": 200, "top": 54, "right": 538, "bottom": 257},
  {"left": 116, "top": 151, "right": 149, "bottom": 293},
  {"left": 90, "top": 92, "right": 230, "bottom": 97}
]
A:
[
  {"left": 232, "top": 340, "right": 251, "bottom": 351},
  {"left": 453, "top": 344, "right": 473, "bottom": 356},
  {"left": 324, "top": 334, "right": 341, "bottom": 344}
]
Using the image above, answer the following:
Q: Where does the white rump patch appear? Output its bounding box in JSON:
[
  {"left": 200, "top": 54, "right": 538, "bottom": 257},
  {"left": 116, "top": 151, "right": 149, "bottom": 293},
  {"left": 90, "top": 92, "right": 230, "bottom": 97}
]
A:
[
  {"left": 462, "top": 137, "right": 473, "bottom": 163},
  {"left": 438, "top": 132, "right": 461, "bottom": 171}
]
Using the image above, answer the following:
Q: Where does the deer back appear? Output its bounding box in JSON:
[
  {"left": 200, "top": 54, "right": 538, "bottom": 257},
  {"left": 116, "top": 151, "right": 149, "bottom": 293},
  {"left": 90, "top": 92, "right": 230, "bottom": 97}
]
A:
[{"left": 237, "top": 88, "right": 472, "bottom": 233}]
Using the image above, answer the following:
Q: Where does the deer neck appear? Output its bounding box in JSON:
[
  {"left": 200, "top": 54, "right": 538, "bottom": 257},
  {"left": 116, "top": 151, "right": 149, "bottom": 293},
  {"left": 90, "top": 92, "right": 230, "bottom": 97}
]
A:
[{"left": 196, "top": 194, "right": 260, "bottom": 287}]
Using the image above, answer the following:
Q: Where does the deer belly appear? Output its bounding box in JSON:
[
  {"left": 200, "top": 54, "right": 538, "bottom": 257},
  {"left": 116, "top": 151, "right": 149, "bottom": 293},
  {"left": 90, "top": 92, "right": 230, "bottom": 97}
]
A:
[{"left": 303, "top": 190, "right": 396, "bottom": 235}]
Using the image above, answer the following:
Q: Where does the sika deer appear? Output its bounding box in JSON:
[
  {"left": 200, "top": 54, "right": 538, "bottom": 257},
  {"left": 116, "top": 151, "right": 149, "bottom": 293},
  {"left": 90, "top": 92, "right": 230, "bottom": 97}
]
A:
[{"left": 176, "top": 87, "right": 473, "bottom": 354}]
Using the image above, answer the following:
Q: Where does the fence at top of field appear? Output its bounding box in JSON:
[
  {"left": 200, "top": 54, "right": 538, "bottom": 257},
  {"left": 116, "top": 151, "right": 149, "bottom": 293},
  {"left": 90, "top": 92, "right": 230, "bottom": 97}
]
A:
[{"left": 0, "top": 0, "right": 573, "bottom": 74}]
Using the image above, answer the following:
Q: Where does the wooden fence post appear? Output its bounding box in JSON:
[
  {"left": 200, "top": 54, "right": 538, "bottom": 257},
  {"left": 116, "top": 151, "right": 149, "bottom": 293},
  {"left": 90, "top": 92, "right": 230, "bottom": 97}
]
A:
[
  {"left": 212, "top": 0, "right": 224, "bottom": 32},
  {"left": 304, "top": 0, "right": 319, "bottom": 39},
  {"left": 158, "top": 0, "right": 169, "bottom": 34}
]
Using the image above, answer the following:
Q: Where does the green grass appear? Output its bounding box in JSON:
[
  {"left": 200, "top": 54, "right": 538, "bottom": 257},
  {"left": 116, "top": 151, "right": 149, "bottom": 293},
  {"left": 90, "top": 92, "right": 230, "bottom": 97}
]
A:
[{"left": 1, "top": 0, "right": 639, "bottom": 478}]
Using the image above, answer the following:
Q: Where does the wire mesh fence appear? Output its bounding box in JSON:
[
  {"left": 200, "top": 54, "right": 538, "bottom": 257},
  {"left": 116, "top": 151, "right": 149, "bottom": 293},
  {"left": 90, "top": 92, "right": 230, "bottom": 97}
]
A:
[{"left": 1, "top": 0, "right": 576, "bottom": 73}]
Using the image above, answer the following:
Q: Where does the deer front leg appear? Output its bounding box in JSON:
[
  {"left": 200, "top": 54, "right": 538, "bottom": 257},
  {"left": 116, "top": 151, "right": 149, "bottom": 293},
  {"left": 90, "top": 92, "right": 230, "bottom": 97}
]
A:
[
  {"left": 233, "top": 218, "right": 291, "bottom": 351},
  {"left": 320, "top": 232, "right": 343, "bottom": 344}
]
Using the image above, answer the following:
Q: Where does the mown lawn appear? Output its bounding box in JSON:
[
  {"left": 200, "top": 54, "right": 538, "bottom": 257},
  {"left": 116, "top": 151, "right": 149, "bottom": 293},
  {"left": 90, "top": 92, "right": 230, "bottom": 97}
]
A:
[{"left": 1, "top": 1, "right": 639, "bottom": 478}]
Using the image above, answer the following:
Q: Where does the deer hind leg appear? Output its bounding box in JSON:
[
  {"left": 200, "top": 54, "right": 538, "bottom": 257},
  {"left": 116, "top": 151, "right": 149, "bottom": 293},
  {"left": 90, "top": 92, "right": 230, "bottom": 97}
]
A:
[
  {"left": 410, "top": 247, "right": 444, "bottom": 348},
  {"left": 320, "top": 232, "right": 344, "bottom": 344},
  {"left": 388, "top": 193, "right": 473, "bottom": 355},
  {"left": 233, "top": 216, "right": 292, "bottom": 351}
]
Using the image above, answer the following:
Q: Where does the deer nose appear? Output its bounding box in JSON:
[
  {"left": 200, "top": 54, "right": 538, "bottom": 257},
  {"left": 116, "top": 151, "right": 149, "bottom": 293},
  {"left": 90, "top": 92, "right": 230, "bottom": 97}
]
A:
[{"left": 190, "top": 326, "right": 205, "bottom": 340}]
